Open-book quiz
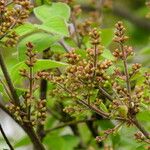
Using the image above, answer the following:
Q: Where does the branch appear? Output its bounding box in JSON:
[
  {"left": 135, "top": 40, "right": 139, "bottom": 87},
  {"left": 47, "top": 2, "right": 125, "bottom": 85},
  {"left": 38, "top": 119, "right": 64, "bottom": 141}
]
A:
[
  {"left": 0, "top": 78, "right": 13, "bottom": 100},
  {"left": 45, "top": 118, "right": 96, "bottom": 134},
  {"left": 98, "top": 85, "right": 113, "bottom": 102},
  {"left": 0, "top": 102, "right": 45, "bottom": 150},
  {"left": 37, "top": 48, "right": 50, "bottom": 141},
  {"left": 0, "top": 124, "right": 14, "bottom": 150},
  {"left": 119, "top": 42, "right": 131, "bottom": 97},
  {"left": 23, "top": 125, "right": 45, "bottom": 150},
  {"left": 59, "top": 39, "right": 72, "bottom": 52}
]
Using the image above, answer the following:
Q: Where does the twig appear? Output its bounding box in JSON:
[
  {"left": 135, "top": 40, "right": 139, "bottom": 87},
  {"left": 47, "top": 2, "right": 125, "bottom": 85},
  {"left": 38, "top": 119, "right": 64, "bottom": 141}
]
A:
[
  {"left": 6, "top": 1, "right": 13, "bottom": 7},
  {"left": 45, "top": 118, "right": 96, "bottom": 134},
  {"left": 28, "top": 66, "right": 33, "bottom": 121},
  {"left": 119, "top": 39, "right": 149, "bottom": 140},
  {"left": 0, "top": 102, "right": 46, "bottom": 150},
  {"left": 59, "top": 39, "right": 72, "bottom": 52},
  {"left": 0, "top": 78, "right": 13, "bottom": 100},
  {"left": 119, "top": 43, "right": 131, "bottom": 97},
  {"left": 37, "top": 49, "right": 49, "bottom": 141},
  {"left": 98, "top": 85, "right": 113, "bottom": 102},
  {"left": 0, "top": 124, "right": 14, "bottom": 150}
]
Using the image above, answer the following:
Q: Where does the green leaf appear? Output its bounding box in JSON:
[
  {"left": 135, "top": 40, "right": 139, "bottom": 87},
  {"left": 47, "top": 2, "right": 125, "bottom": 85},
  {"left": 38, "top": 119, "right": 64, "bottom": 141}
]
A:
[
  {"left": 137, "top": 110, "right": 150, "bottom": 121},
  {"left": 14, "top": 23, "right": 36, "bottom": 36},
  {"left": 34, "top": 3, "right": 70, "bottom": 22},
  {"left": 51, "top": 43, "right": 66, "bottom": 53},
  {"left": 90, "top": 89, "right": 99, "bottom": 102},
  {"left": 101, "top": 49, "right": 114, "bottom": 60},
  {"left": 14, "top": 136, "right": 31, "bottom": 148},
  {"left": 98, "top": 120, "right": 114, "bottom": 130},
  {"left": 62, "top": 135, "right": 79, "bottom": 150},
  {"left": 17, "top": 32, "right": 60, "bottom": 60},
  {"left": 11, "top": 59, "right": 68, "bottom": 83},
  {"left": 35, "top": 17, "right": 69, "bottom": 36},
  {"left": 99, "top": 102, "right": 108, "bottom": 113},
  {"left": 135, "top": 145, "right": 146, "bottom": 150},
  {"left": 101, "top": 28, "right": 114, "bottom": 47},
  {"left": 44, "top": 134, "right": 65, "bottom": 150},
  {"left": 75, "top": 49, "right": 87, "bottom": 58},
  {"left": 140, "top": 47, "right": 150, "bottom": 55}
]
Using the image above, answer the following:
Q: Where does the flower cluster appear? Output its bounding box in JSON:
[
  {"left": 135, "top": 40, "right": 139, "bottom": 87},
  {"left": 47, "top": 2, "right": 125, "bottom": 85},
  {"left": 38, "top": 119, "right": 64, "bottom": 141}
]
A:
[
  {"left": 37, "top": 22, "right": 150, "bottom": 144},
  {"left": 7, "top": 43, "right": 47, "bottom": 127},
  {"left": 0, "top": 0, "right": 32, "bottom": 46}
]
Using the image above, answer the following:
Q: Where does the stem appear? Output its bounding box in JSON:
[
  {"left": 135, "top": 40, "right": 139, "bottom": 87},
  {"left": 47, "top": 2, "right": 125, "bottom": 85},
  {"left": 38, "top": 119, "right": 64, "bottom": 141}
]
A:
[
  {"left": 59, "top": 39, "right": 72, "bottom": 52},
  {"left": 93, "top": 44, "right": 97, "bottom": 79},
  {"left": 6, "top": 1, "right": 13, "bottom": 7},
  {"left": 45, "top": 118, "right": 96, "bottom": 134},
  {"left": 98, "top": 85, "right": 113, "bottom": 102},
  {"left": 119, "top": 43, "right": 150, "bottom": 140},
  {"left": 0, "top": 124, "right": 14, "bottom": 150},
  {"left": 120, "top": 43, "right": 131, "bottom": 96},
  {"left": 23, "top": 125, "right": 45, "bottom": 150},
  {"left": 37, "top": 49, "right": 49, "bottom": 141},
  {"left": 28, "top": 66, "right": 33, "bottom": 121},
  {"left": 0, "top": 102, "right": 46, "bottom": 150},
  {"left": 0, "top": 78, "right": 13, "bottom": 100},
  {"left": 0, "top": 52, "right": 20, "bottom": 106}
]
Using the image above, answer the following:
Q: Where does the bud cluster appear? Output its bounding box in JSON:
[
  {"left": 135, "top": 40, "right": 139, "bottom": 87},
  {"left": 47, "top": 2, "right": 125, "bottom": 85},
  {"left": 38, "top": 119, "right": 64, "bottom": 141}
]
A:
[
  {"left": 0, "top": 0, "right": 32, "bottom": 46},
  {"left": 96, "top": 128, "right": 116, "bottom": 142},
  {"left": 37, "top": 99, "right": 47, "bottom": 125},
  {"left": 5, "top": 32, "right": 19, "bottom": 47},
  {"left": 65, "top": 50, "right": 80, "bottom": 64},
  {"left": 77, "top": 20, "right": 92, "bottom": 36},
  {"left": 17, "top": 43, "right": 48, "bottom": 127},
  {"left": 134, "top": 132, "right": 146, "bottom": 142},
  {"left": 25, "top": 42, "right": 37, "bottom": 67},
  {"left": 113, "top": 21, "right": 128, "bottom": 43},
  {"left": 6, "top": 103, "right": 23, "bottom": 123},
  {"left": 129, "top": 63, "right": 142, "bottom": 78},
  {"left": 144, "top": 72, "right": 150, "bottom": 86}
]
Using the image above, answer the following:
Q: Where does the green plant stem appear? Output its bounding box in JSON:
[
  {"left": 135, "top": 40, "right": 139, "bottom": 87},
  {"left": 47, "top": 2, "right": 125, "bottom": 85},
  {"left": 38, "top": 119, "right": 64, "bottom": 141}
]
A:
[
  {"left": 93, "top": 44, "right": 97, "bottom": 80},
  {"left": 0, "top": 78, "right": 12, "bottom": 100},
  {"left": 59, "top": 39, "right": 71, "bottom": 52},
  {"left": 45, "top": 118, "right": 96, "bottom": 134},
  {"left": 0, "top": 124, "right": 14, "bottom": 150},
  {"left": 120, "top": 43, "right": 131, "bottom": 98},
  {"left": 28, "top": 66, "right": 33, "bottom": 121},
  {"left": 119, "top": 43, "right": 150, "bottom": 140},
  {"left": 6, "top": 1, "right": 13, "bottom": 6},
  {"left": 98, "top": 85, "right": 113, "bottom": 102},
  {"left": 0, "top": 52, "right": 20, "bottom": 106},
  {"left": 37, "top": 49, "right": 49, "bottom": 141}
]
